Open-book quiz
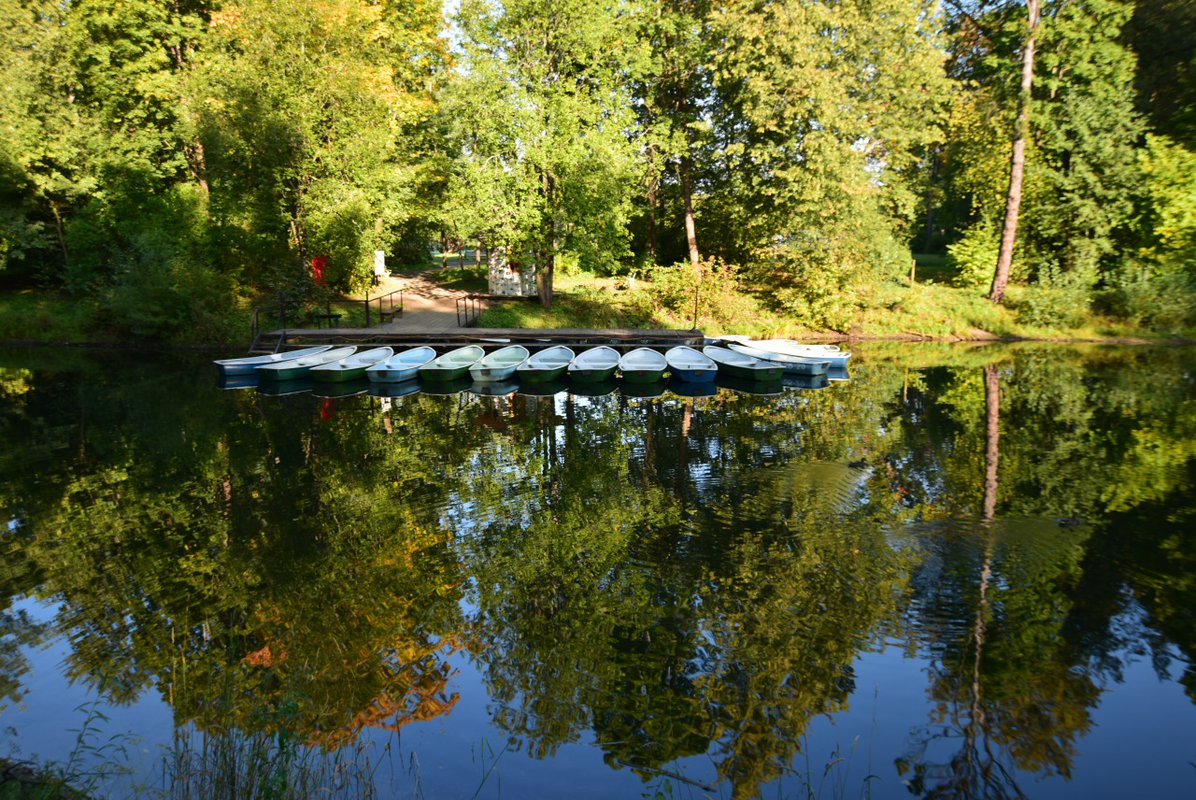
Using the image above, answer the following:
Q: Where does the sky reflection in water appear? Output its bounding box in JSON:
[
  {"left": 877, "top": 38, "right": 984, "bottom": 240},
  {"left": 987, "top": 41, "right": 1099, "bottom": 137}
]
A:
[{"left": 0, "top": 343, "right": 1194, "bottom": 799}]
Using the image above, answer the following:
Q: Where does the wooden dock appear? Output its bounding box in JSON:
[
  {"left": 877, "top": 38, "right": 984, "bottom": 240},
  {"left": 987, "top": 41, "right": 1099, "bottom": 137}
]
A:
[{"left": 249, "top": 327, "right": 705, "bottom": 354}]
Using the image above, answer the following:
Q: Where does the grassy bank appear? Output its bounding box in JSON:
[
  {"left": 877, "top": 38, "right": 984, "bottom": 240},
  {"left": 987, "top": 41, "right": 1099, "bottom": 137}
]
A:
[
  {"left": 473, "top": 267, "right": 1185, "bottom": 342},
  {"left": 2, "top": 260, "right": 1190, "bottom": 346}
]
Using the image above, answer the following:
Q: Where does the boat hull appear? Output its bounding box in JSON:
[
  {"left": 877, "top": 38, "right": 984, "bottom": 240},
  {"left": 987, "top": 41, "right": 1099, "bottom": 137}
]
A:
[
  {"left": 215, "top": 345, "right": 333, "bottom": 377},
  {"left": 732, "top": 338, "right": 851, "bottom": 367},
  {"left": 256, "top": 346, "right": 358, "bottom": 382},
  {"left": 702, "top": 345, "right": 785, "bottom": 381},
  {"left": 420, "top": 346, "right": 485, "bottom": 382},
  {"left": 470, "top": 365, "right": 520, "bottom": 382},
  {"left": 470, "top": 346, "right": 529, "bottom": 382},
  {"left": 519, "top": 364, "right": 568, "bottom": 383},
  {"left": 368, "top": 365, "right": 423, "bottom": 382},
  {"left": 518, "top": 346, "right": 575, "bottom": 383},
  {"left": 311, "top": 347, "right": 394, "bottom": 383},
  {"left": 664, "top": 346, "right": 718, "bottom": 383},
  {"left": 421, "top": 364, "right": 473, "bottom": 382},
  {"left": 670, "top": 367, "right": 716, "bottom": 383},
  {"left": 311, "top": 365, "right": 369, "bottom": 382},
  {"left": 727, "top": 343, "right": 830, "bottom": 376},
  {"left": 619, "top": 347, "right": 669, "bottom": 383},
  {"left": 621, "top": 368, "right": 666, "bottom": 384},
  {"left": 367, "top": 347, "right": 436, "bottom": 382},
  {"left": 568, "top": 346, "right": 620, "bottom": 383},
  {"left": 570, "top": 366, "right": 617, "bottom": 383},
  {"left": 720, "top": 361, "right": 783, "bottom": 381}
]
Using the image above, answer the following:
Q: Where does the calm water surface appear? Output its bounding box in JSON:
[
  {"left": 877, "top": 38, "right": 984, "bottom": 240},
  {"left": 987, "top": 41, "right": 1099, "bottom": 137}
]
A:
[{"left": 1, "top": 343, "right": 1194, "bottom": 799}]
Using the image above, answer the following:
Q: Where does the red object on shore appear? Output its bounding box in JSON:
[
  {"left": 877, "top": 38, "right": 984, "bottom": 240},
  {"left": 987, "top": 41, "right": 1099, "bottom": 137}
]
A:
[{"left": 312, "top": 256, "right": 327, "bottom": 286}]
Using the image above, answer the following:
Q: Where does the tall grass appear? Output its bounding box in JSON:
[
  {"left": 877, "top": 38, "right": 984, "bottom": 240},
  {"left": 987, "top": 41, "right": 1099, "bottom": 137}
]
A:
[{"left": 158, "top": 726, "right": 383, "bottom": 800}]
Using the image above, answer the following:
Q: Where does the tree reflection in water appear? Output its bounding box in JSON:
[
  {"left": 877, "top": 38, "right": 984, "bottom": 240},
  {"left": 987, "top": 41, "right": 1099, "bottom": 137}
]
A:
[{"left": 0, "top": 345, "right": 1193, "bottom": 798}]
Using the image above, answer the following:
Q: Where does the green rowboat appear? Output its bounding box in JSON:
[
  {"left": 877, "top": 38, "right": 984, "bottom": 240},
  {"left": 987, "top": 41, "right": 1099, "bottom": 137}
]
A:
[
  {"left": 256, "top": 346, "right": 357, "bottom": 382},
  {"left": 568, "top": 346, "right": 619, "bottom": 383},
  {"left": 310, "top": 347, "right": 394, "bottom": 382},
  {"left": 420, "top": 345, "right": 485, "bottom": 382}
]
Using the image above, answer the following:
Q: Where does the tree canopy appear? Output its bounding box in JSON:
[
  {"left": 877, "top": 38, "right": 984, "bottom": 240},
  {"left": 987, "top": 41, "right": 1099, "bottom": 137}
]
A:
[{"left": 1, "top": 0, "right": 1194, "bottom": 327}]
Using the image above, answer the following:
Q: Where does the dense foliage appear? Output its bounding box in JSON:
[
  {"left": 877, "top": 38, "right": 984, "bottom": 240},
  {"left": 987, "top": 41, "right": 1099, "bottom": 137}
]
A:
[{"left": 1, "top": 0, "right": 1194, "bottom": 333}]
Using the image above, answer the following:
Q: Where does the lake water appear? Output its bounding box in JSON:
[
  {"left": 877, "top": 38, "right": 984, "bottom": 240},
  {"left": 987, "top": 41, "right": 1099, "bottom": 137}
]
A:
[{"left": 1, "top": 343, "right": 1194, "bottom": 799}]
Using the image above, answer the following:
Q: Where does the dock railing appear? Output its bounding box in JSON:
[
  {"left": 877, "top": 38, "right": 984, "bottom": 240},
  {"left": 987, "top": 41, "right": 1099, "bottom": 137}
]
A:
[
  {"left": 365, "top": 288, "right": 404, "bottom": 327},
  {"left": 456, "top": 296, "right": 483, "bottom": 327}
]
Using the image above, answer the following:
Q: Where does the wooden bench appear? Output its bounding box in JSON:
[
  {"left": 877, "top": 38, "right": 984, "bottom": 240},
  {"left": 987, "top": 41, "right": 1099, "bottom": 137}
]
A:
[{"left": 311, "top": 311, "right": 342, "bottom": 328}]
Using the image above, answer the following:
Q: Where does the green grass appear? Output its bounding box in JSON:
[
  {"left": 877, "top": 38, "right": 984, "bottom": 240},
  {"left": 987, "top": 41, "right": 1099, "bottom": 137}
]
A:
[
  {"left": 4, "top": 257, "right": 1188, "bottom": 346},
  {"left": 475, "top": 272, "right": 1189, "bottom": 342},
  {"left": 480, "top": 284, "right": 658, "bottom": 329},
  {"left": 428, "top": 262, "right": 489, "bottom": 293},
  {"left": 0, "top": 291, "right": 96, "bottom": 342},
  {"left": 911, "top": 252, "right": 957, "bottom": 285}
]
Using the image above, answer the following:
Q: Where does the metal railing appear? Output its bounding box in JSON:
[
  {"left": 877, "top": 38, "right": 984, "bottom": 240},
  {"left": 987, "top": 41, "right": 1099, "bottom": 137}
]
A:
[
  {"left": 365, "top": 289, "right": 404, "bottom": 327},
  {"left": 456, "top": 296, "right": 483, "bottom": 327},
  {"left": 250, "top": 302, "right": 297, "bottom": 338}
]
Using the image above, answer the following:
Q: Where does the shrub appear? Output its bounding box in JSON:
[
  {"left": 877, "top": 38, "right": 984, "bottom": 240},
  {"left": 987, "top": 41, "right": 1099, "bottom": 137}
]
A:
[
  {"left": 1014, "top": 264, "right": 1093, "bottom": 328},
  {"left": 947, "top": 220, "right": 1000, "bottom": 290},
  {"left": 647, "top": 259, "right": 755, "bottom": 329},
  {"left": 1100, "top": 260, "right": 1196, "bottom": 333}
]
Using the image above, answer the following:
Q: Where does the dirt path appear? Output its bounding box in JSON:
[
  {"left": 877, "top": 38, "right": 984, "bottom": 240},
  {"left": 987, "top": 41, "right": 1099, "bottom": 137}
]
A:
[{"left": 366, "top": 271, "right": 484, "bottom": 331}]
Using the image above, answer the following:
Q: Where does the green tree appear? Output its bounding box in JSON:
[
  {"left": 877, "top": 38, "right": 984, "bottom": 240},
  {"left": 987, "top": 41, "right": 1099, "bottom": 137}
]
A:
[
  {"left": 191, "top": 0, "right": 446, "bottom": 294},
  {"left": 939, "top": 1, "right": 1148, "bottom": 318},
  {"left": 704, "top": 0, "right": 948, "bottom": 327},
  {"left": 442, "top": 0, "right": 642, "bottom": 305},
  {"left": 0, "top": 0, "right": 221, "bottom": 337}
]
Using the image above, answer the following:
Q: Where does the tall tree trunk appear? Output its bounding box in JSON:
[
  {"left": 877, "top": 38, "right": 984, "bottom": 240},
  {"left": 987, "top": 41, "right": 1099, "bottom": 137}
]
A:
[
  {"left": 983, "top": 363, "right": 1001, "bottom": 520},
  {"left": 538, "top": 172, "right": 555, "bottom": 307},
  {"left": 990, "top": 0, "right": 1041, "bottom": 304},
  {"left": 645, "top": 144, "right": 660, "bottom": 265},
  {"left": 680, "top": 151, "right": 700, "bottom": 270},
  {"left": 49, "top": 202, "right": 69, "bottom": 268}
]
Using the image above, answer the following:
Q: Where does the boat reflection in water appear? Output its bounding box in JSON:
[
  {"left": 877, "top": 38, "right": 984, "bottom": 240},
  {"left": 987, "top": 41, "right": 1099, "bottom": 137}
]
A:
[
  {"left": 783, "top": 372, "right": 831, "bottom": 390},
  {"left": 620, "top": 379, "right": 667, "bottom": 399},
  {"left": 517, "top": 377, "right": 569, "bottom": 397},
  {"left": 469, "top": 379, "right": 520, "bottom": 398},
  {"left": 715, "top": 373, "right": 784, "bottom": 396},
  {"left": 257, "top": 377, "right": 314, "bottom": 397},
  {"left": 668, "top": 376, "right": 718, "bottom": 398},
  {"left": 420, "top": 376, "right": 472, "bottom": 396},
  {"left": 368, "top": 378, "right": 422, "bottom": 398},
  {"left": 218, "top": 373, "right": 259, "bottom": 391},
  {"left": 311, "top": 378, "right": 370, "bottom": 399},
  {"left": 567, "top": 378, "right": 618, "bottom": 398}
]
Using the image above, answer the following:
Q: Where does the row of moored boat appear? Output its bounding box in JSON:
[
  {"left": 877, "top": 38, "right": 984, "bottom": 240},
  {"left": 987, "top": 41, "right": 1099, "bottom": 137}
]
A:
[{"left": 214, "top": 339, "right": 852, "bottom": 387}]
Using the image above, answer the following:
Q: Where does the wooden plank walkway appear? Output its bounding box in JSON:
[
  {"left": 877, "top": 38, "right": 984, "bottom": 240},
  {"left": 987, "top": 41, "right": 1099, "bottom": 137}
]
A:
[{"left": 251, "top": 327, "right": 704, "bottom": 354}]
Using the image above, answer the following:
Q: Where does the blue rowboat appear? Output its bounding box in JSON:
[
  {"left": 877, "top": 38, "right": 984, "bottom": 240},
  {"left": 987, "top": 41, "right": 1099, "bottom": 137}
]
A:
[
  {"left": 367, "top": 346, "right": 437, "bottom": 383},
  {"left": 665, "top": 346, "right": 717, "bottom": 383},
  {"left": 215, "top": 345, "right": 334, "bottom": 378}
]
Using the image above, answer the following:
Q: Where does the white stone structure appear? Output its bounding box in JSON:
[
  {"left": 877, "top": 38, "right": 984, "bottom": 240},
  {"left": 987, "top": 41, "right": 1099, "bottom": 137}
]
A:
[{"left": 487, "top": 247, "right": 537, "bottom": 296}]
